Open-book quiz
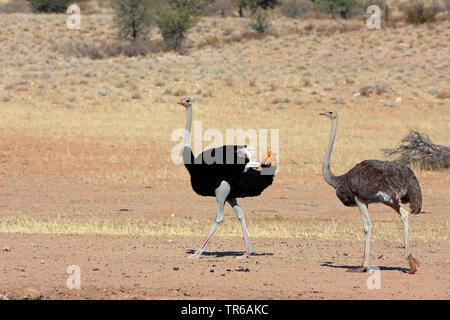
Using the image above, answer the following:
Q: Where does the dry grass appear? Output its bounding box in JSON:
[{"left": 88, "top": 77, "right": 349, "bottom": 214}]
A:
[
  {"left": 0, "top": 215, "right": 447, "bottom": 242},
  {"left": 0, "top": 13, "right": 448, "bottom": 240}
]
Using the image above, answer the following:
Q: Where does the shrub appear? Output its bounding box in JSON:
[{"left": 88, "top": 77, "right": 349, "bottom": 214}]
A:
[
  {"left": 249, "top": 7, "right": 269, "bottom": 33},
  {"left": 156, "top": 0, "right": 202, "bottom": 51},
  {"left": 398, "top": 0, "right": 438, "bottom": 24},
  {"left": 280, "top": 0, "right": 313, "bottom": 18},
  {"left": 249, "top": 0, "right": 281, "bottom": 11},
  {"left": 26, "top": 0, "right": 70, "bottom": 13},
  {"left": 312, "top": 0, "right": 361, "bottom": 19},
  {"left": 111, "top": 0, "right": 153, "bottom": 41},
  {"left": 233, "top": 0, "right": 281, "bottom": 16}
]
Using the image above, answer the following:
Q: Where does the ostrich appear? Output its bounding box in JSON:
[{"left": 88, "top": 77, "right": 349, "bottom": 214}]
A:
[
  {"left": 178, "top": 97, "right": 277, "bottom": 258},
  {"left": 320, "top": 110, "right": 422, "bottom": 274}
]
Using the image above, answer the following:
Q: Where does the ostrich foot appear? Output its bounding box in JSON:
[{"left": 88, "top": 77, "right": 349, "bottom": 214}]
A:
[
  {"left": 346, "top": 266, "right": 369, "bottom": 273},
  {"left": 186, "top": 250, "right": 203, "bottom": 259},
  {"left": 235, "top": 253, "right": 251, "bottom": 259},
  {"left": 407, "top": 254, "right": 420, "bottom": 274}
]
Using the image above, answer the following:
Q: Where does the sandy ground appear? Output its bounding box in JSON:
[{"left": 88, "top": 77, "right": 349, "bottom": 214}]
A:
[
  {"left": 0, "top": 174, "right": 449, "bottom": 300},
  {"left": 0, "top": 233, "right": 448, "bottom": 300}
]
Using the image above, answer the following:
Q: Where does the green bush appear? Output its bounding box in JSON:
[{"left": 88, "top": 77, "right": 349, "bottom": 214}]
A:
[
  {"left": 249, "top": 8, "right": 268, "bottom": 33},
  {"left": 398, "top": 0, "right": 438, "bottom": 24},
  {"left": 312, "top": 0, "right": 361, "bottom": 19},
  {"left": 232, "top": 0, "right": 280, "bottom": 17},
  {"left": 156, "top": 0, "right": 202, "bottom": 51},
  {"left": 111, "top": 0, "right": 153, "bottom": 41},
  {"left": 26, "top": 0, "right": 71, "bottom": 13}
]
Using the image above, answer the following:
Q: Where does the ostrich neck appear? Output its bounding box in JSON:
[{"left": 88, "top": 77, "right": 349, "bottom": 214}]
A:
[
  {"left": 322, "top": 118, "right": 339, "bottom": 188},
  {"left": 184, "top": 106, "right": 192, "bottom": 147},
  {"left": 183, "top": 106, "right": 194, "bottom": 168}
]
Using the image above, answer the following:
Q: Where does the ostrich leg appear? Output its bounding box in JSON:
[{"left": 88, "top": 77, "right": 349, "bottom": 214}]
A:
[
  {"left": 187, "top": 181, "right": 230, "bottom": 258},
  {"left": 352, "top": 196, "right": 372, "bottom": 272},
  {"left": 397, "top": 206, "right": 420, "bottom": 274},
  {"left": 228, "top": 198, "right": 252, "bottom": 258}
]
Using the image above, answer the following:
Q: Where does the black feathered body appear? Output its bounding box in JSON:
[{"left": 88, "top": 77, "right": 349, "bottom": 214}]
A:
[
  {"left": 183, "top": 145, "right": 275, "bottom": 199},
  {"left": 335, "top": 160, "right": 422, "bottom": 214}
]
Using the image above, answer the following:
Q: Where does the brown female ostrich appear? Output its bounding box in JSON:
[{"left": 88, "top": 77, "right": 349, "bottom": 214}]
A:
[{"left": 320, "top": 110, "right": 422, "bottom": 274}]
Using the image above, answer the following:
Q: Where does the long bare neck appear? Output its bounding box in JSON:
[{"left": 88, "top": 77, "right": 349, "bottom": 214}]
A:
[
  {"left": 184, "top": 106, "right": 192, "bottom": 147},
  {"left": 322, "top": 117, "right": 339, "bottom": 188},
  {"left": 183, "top": 106, "right": 194, "bottom": 168}
]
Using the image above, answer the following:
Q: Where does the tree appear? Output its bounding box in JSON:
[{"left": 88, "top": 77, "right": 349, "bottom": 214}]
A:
[
  {"left": 26, "top": 0, "right": 70, "bottom": 13},
  {"left": 156, "top": 0, "right": 202, "bottom": 51},
  {"left": 111, "top": 0, "right": 153, "bottom": 41}
]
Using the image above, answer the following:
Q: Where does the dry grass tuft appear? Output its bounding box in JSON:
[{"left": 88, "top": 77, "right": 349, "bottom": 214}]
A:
[{"left": 0, "top": 215, "right": 448, "bottom": 243}]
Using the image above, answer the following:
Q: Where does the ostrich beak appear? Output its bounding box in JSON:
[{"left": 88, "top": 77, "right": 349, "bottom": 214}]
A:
[
  {"left": 319, "top": 112, "right": 326, "bottom": 116},
  {"left": 177, "top": 100, "right": 185, "bottom": 106}
]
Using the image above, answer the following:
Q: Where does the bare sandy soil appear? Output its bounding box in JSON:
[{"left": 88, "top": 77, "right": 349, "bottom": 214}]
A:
[
  {"left": 1, "top": 233, "right": 448, "bottom": 300},
  {"left": 0, "top": 171, "right": 449, "bottom": 300}
]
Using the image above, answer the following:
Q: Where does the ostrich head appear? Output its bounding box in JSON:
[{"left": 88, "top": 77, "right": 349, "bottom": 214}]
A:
[
  {"left": 262, "top": 150, "right": 277, "bottom": 167},
  {"left": 177, "top": 97, "right": 192, "bottom": 109},
  {"left": 320, "top": 110, "right": 338, "bottom": 120}
]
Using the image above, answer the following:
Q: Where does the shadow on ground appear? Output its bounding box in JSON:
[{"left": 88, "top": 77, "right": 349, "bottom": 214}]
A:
[
  {"left": 185, "top": 250, "right": 274, "bottom": 258},
  {"left": 320, "top": 261, "right": 409, "bottom": 273}
]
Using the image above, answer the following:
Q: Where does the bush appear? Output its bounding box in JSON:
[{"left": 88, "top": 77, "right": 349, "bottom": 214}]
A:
[
  {"left": 26, "top": 0, "right": 70, "bottom": 13},
  {"left": 249, "top": 0, "right": 281, "bottom": 10},
  {"left": 313, "top": 0, "right": 361, "bottom": 19},
  {"left": 233, "top": 0, "right": 280, "bottom": 16},
  {"left": 156, "top": 0, "right": 202, "bottom": 51},
  {"left": 398, "top": 0, "right": 438, "bottom": 24},
  {"left": 249, "top": 7, "right": 268, "bottom": 33},
  {"left": 111, "top": 0, "right": 153, "bottom": 41},
  {"left": 280, "top": 0, "right": 313, "bottom": 18}
]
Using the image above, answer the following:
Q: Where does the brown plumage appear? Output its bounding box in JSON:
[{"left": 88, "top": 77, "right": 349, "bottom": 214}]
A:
[
  {"left": 320, "top": 110, "right": 422, "bottom": 274},
  {"left": 335, "top": 160, "right": 422, "bottom": 214}
]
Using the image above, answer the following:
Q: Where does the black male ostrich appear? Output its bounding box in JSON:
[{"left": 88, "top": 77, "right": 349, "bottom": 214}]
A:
[
  {"left": 320, "top": 110, "right": 422, "bottom": 274},
  {"left": 177, "top": 97, "right": 277, "bottom": 258}
]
